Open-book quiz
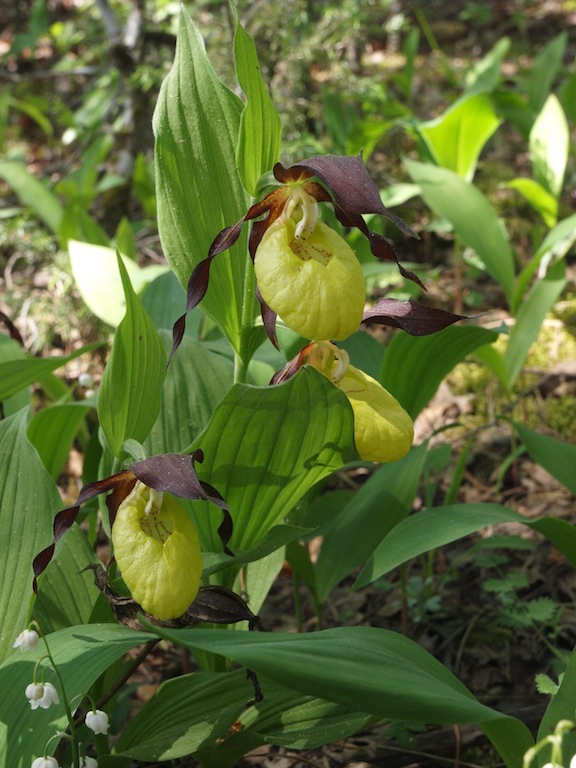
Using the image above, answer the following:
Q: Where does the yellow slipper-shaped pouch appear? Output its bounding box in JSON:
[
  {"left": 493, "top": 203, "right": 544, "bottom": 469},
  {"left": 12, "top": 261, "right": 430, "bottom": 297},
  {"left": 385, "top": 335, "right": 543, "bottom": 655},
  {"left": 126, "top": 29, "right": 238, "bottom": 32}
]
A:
[{"left": 112, "top": 482, "right": 202, "bottom": 620}]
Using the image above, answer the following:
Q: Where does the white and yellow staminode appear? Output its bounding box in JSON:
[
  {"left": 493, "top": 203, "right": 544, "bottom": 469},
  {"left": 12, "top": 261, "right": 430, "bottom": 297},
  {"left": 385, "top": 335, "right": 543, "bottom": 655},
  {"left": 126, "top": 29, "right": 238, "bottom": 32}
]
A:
[
  {"left": 112, "top": 482, "right": 202, "bottom": 620},
  {"left": 254, "top": 186, "right": 365, "bottom": 341},
  {"left": 305, "top": 341, "right": 414, "bottom": 463}
]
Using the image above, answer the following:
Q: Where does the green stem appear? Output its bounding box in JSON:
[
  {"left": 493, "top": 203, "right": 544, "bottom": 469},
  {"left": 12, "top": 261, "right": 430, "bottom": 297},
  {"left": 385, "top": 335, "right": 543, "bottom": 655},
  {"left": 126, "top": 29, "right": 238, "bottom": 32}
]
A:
[
  {"left": 234, "top": 247, "right": 258, "bottom": 384},
  {"left": 42, "top": 634, "right": 80, "bottom": 768}
]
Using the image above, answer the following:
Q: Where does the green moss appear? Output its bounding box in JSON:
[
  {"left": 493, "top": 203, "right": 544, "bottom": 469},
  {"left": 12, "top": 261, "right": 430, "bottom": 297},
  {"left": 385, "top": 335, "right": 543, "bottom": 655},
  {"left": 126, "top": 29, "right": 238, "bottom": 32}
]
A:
[{"left": 447, "top": 318, "right": 576, "bottom": 442}]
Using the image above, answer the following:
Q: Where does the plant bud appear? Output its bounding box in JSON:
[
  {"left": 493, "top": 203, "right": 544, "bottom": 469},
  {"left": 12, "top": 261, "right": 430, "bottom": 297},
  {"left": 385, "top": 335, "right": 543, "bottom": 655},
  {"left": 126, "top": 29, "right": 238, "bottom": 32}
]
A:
[
  {"left": 112, "top": 482, "right": 202, "bottom": 620},
  {"left": 254, "top": 217, "right": 364, "bottom": 341}
]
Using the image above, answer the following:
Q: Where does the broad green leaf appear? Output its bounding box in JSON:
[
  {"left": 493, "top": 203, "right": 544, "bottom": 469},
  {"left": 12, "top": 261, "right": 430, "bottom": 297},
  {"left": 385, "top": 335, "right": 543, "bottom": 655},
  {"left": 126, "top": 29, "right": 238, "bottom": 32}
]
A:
[
  {"left": 0, "top": 410, "right": 59, "bottom": 664},
  {"left": 504, "top": 259, "right": 566, "bottom": 388},
  {"left": 28, "top": 402, "right": 91, "bottom": 479},
  {"left": 0, "top": 624, "right": 155, "bottom": 768},
  {"left": 98, "top": 254, "right": 166, "bottom": 458},
  {"left": 233, "top": 8, "right": 282, "bottom": 195},
  {"left": 507, "top": 178, "right": 557, "bottom": 228},
  {"left": 0, "top": 160, "right": 63, "bottom": 233},
  {"left": 145, "top": 332, "right": 233, "bottom": 455},
  {"left": 315, "top": 442, "right": 429, "bottom": 603},
  {"left": 154, "top": 8, "right": 252, "bottom": 354},
  {"left": 0, "top": 342, "right": 100, "bottom": 402},
  {"left": 464, "top": 37, "right": 510, "bottom": 95},
  {"left": 187, "top": 368, "right": 356, "bottom": 555},
  {"left": 380, "top": 325, "right": 498, "bottom": 419},
  {"left": 537, "top": 643, "right": 576, "bottom": 766},
  {"left": 530, "top": 94, "right": 569, "bottom": 199},
  {"left": 147, "top": 623, "right": 533, "bottom": 758},
  {"left": 418, "top": 93, "right": 501, "bottom": 181},
  {"left": 114, "top": 670, "right": 253, "bottom": 760},
  {"left": 404, "top": 160, "right": 516, "bottom": 302},
  {"left": 514, "top": 423, "right": 576, "bottom": 495},
  {"left": 355, "top": 502, "right": 576, "bottom": 588},
  {"left": 32, "top": 524, "right": 102, "bottom": 633},
  {"left": 512, "top": 212, "right": 576, "bottom": 312},
  {"left": 526, "top": 31, "right": 567, "bottom": 113},
  {"left": 0, "top": 334, "right": 29, "bottom": 416},
  {"left": 68, "top": 240, "right": 168, "bottom": 327}
]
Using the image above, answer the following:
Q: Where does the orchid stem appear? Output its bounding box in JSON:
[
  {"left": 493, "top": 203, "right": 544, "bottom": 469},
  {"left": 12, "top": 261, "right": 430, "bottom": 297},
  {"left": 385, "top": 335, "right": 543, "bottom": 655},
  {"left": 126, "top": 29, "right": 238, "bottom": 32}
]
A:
[{"left": 234, "top": 235, "right": 258, "bottom": 384}]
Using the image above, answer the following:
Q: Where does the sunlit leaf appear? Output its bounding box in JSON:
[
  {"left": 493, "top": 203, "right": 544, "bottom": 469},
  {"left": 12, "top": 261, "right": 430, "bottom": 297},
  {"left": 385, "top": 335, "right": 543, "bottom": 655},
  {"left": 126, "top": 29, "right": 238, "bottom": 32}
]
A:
[
  {"left": 187, "top": 368, "right": 357, "bottom": 555},
  {"left": 154, "top": 8, "right": 253, "bottom": 353},
  {"left": 529, "top": 94, "right": 569, "bottom": 199},
  {"left": 418, "top": 93, "right": 501, "bottom": 181},
  {"left": 233, "top": 7, "right": 282, "bottom": 196},
  {"left": 0, "top": 160, "right": 63, "bottom": 234},
  {"left": 68, "top": 240, "right": 168, "bottom": 327}
]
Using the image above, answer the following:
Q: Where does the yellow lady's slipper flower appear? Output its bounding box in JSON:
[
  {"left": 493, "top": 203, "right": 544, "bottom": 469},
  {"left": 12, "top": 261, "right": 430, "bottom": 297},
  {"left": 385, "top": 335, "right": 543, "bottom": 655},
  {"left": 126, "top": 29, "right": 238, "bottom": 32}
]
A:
[
  {"left": 299, "top": 341, "right": 414, "bottom": 463},
  {"left": 254, "top": 189, "right": 365, "bottom": 340},
  {"left": 112, "top": 481, "right": 202, "bottom": 620}
]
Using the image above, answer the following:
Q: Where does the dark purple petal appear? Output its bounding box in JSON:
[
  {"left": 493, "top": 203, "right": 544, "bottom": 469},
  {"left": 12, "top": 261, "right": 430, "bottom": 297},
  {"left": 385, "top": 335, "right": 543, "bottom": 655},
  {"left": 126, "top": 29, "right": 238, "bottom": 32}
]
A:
[
  {"left": 33, "top": 470, "right": 136, "bottom": 593},
  {"left": 275, "top": 153, "right": 415, "bottom": 235},
  {"left": 130, "top": 452, "right": 229, "bottom": 510},
  {"left": 0, "top": 309, "right": 24, "bottom": 346},
  {"left": 362, "top": 297, "right": 468, "bottom": 335}
]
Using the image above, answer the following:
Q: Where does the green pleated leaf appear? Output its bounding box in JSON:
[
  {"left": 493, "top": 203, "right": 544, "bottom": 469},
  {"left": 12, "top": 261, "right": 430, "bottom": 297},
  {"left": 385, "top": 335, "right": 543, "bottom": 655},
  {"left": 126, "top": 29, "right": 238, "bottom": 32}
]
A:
[
  {"left": 188, "top": 368, "right": 357, "bottom": 553},
  {"left": 418, "top": 93, "right": 501, "bottom": 181},
  {"left": 69, "top": 240, "right": 168, "bottom": 327},
  {"left": 355, "top": 502, "right": 576, "bottom": 588},
  {"left": 526, "top": 31, "right": 567, "bottom": 113},
  {"left": 98, "top": 254, "right": 166, "bottom": 458},
  {"left": 32, "top": 524, "right": 102, "bottom": 633},
  {"left": 0, "top": 624, "right": 155, "bottom": 768},
  {"left": 233, "top": 8, "right": 282, "bottom": 195},
  {"left": 145, "top": 621, "right": 534, "bottom": 767},
  {"left": 315, "top": 442, "right": 429, "bottom": 602},
  {"left": 404, "top": 159, "right": 516, "bottom": 303},
  {"left": 0, "top": 342, "right": 101, "bottom": 401},
  {"left": 380, "top": 325, "right": 498, "bottom": 419},
  {"left": 504, "top": 259, "right": 566, "bottom": 389},
  {"left": 154, "top": 8, "right": 253, "bottom": 353},
  {"left": 0, "top": 409, "right": 60, "bottom": 664},
  {"left": 239, "top": 679, "right": 374, "bottom": 749},
  {"left": 145, "top": 332, "right": 233, "bottom": 455},
  {"left": 27, "top": 402, "right": 92, "bottom": 479},
  {"left": 514, "top": 423, "right": 576, "bottom": 495},
  {"left": 114, "top": 669, "right": 252, "bottom": 760}
]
